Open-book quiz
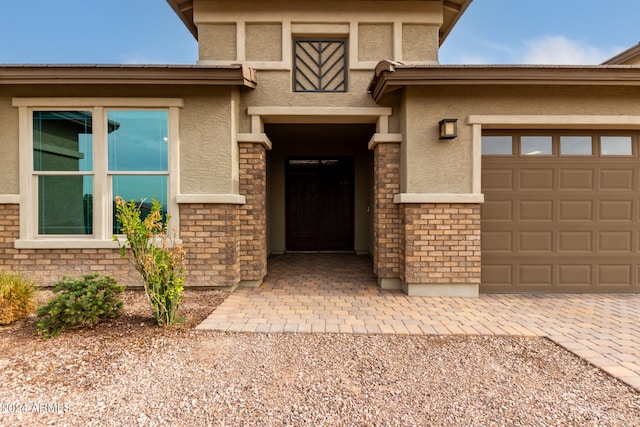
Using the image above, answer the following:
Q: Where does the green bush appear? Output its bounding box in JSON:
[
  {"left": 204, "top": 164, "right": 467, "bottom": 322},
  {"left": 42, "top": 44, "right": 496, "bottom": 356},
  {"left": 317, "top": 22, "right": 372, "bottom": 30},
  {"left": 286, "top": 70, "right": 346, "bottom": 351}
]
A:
[
  {"left": 114, "top": 196, "right": 185, "bottom": 327},
  {"left": 0, "top": 272, "right": 36, "bottom": 325},
  {"left": 35, "top": 274, "right": 125, "bottom": 338}
]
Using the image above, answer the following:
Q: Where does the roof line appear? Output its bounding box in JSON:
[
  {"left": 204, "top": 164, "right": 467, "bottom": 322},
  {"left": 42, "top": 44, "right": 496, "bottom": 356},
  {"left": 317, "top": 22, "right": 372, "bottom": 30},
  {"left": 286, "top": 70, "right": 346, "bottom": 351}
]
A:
[
  {"left": 0, "top": 64, "right": 257, "bottom": 87},
  {"left": 368, "top": 62, "right": 640, "bottom": 102}
]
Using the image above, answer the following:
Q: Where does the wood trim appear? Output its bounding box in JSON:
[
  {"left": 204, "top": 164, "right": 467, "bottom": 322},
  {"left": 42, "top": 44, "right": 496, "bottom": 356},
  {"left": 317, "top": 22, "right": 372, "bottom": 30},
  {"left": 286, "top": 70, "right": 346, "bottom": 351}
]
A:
[
  {"left": 1, "top": 65, "right": 257, "bottom": 87},
  {"left": 369, "top": 64, "right": 640, "bottom": 102},
  {"left": 469, "top": 115, "right": 640, "bottom": 129}
]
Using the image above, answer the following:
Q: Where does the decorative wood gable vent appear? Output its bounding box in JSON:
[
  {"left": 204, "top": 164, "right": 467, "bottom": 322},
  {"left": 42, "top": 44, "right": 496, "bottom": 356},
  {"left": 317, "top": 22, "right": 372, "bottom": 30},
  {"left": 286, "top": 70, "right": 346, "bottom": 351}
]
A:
[{"left": 293, "top": 39, "right": 347, "bottom": 92}]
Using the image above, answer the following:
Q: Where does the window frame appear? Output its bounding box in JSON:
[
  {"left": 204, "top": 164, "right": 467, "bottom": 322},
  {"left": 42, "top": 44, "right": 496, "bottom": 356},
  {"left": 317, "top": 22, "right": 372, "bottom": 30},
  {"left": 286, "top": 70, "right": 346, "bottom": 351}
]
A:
[{"left": 13, "top": 98, "right": 182, "bottom": 249}]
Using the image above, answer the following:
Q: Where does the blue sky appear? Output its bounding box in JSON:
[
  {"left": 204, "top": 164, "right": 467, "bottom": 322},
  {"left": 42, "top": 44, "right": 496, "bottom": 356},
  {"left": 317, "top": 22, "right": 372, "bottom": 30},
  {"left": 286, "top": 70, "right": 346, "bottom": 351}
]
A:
[{"left": 1, "top": 0, "right": 638, "bottom": 65}]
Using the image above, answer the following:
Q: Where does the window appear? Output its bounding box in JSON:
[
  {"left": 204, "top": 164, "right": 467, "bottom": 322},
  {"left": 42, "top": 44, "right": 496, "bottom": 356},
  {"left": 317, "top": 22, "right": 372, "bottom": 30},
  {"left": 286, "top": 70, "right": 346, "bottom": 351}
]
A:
[
  {"left": 293, "top": 39, "right": 347, "bottom": 92},
  {"left": 15, "top": 98, "right": 181, "bottom": 247},
  {"left": 560, "top": 136, "right": 592, "bottom": 155},
  {"left": 521, "top": 136, "right": 552, "bottom": 156},
  {"left": 481, "top": 136, "right": 512, "bottom": 155},
  {"left": 601, "top": 136, "right": 633, "bottom": 156}
]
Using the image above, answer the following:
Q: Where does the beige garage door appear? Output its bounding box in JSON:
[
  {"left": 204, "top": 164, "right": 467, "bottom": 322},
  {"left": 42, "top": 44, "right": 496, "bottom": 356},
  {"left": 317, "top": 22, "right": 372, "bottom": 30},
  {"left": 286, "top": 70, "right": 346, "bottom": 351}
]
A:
[{"left": 482, "top": 132, "right": 640, "bottom": 293}]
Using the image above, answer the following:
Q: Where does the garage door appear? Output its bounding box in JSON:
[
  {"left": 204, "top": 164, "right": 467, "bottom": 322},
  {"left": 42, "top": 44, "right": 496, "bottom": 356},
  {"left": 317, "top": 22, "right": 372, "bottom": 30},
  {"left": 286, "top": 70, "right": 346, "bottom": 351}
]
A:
[{"left": 482, "top": 131, "right": 640, "bottom": 293}]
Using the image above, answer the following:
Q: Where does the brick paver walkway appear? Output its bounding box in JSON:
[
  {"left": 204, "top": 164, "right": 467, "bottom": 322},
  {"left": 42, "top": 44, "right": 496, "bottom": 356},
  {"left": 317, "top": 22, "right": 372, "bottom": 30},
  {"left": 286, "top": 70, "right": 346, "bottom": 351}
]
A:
[{"left": 197, "top": 254, "right": 640, "bottom": 391}]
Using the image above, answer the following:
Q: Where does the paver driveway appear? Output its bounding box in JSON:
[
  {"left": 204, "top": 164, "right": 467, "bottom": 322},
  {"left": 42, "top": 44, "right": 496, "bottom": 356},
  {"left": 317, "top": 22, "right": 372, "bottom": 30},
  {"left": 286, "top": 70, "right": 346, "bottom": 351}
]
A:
[{"left": 197, "top": 254, "right": 640, "bottom": 391}]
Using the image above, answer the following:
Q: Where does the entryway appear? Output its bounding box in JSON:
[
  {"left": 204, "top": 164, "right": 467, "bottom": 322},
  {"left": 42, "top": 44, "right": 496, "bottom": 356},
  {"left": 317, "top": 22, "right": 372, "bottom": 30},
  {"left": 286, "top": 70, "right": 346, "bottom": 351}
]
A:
[
  {"left": 286, "top": 158, "right": 354, "bottom": 251},
  {"left": 265, "top": 123, "right": 375, "bottom": 254}
]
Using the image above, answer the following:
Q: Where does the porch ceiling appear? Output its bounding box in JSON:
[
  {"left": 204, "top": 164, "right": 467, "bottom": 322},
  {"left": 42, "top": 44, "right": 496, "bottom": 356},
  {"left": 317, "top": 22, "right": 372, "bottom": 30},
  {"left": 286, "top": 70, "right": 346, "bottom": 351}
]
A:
[{"left": 165, "top": 0, "right": 472, "bottom": 45}]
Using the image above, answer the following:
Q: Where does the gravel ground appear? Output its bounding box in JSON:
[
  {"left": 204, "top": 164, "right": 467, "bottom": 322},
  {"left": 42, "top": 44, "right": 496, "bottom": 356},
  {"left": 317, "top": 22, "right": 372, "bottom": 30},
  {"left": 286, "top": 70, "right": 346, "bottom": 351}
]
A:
[{"left": 1, "top": 290, "right": 639, "bottom": 427}]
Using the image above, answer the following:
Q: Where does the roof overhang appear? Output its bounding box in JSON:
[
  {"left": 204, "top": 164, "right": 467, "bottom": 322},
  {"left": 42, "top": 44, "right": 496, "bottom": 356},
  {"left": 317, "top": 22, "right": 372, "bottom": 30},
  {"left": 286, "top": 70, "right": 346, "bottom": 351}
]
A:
[
  {"left": 165, "top": 0, "right": 472, "bottom": 46},
  {"left": 368, "top": 61, "right": 640, "bottom": 102},
  {"left": 0, "top": 64, "right": 257, "bottom": 87},
  {"left": 602, "top": 43, "right": 640, "bottom": 65}
]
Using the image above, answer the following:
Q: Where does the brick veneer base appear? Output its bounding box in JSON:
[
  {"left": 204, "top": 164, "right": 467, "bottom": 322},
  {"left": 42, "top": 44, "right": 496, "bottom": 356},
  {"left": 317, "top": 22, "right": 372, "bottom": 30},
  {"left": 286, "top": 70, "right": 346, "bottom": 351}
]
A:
[
  {"left": 0, "top": 204, "right": 140, "bottom": 286},
  {"left": 180, "top": 203, "right": 241, "bottom": 289},
  {"left": 401, "top": 203, "right": 481, "bottom": 297}
]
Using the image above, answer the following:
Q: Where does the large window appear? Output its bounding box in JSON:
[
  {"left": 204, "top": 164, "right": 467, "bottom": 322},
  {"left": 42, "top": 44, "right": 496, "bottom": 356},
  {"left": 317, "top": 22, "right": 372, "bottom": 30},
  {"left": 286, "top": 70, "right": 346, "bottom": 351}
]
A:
[{"left": 16, "top": 99, "right": 181, "bottom": 247}]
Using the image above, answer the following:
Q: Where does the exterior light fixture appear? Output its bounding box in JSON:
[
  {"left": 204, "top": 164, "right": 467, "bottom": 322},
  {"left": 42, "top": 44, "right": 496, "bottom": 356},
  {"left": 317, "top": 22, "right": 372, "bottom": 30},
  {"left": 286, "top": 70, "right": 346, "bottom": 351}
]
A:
[{"left": 439, "top": 118, "right": 458, "bottom": 140}]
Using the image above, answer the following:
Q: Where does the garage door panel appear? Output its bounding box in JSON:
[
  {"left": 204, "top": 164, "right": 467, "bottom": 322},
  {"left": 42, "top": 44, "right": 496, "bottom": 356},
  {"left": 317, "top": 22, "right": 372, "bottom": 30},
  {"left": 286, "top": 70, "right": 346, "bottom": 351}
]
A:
[
  {"left": 559, "top": 200, "right": 593, "bottom": 221},
  {"left": 482, "top": 231, "right": 512, "bottom": 252},
  {"left": 482, "top": 264, "right": 512, "bottom": 285},
  {"left": 482, "top": 169, "right": 513, "bottom": 190},
  {"left": 597, "top": 265, "right": 632, "bottom": 287},
  {"left": 598, "top": 231, "right": 632, "bottom": 252},
  {"left": 558, "top": 264, "right": 592, "bottom": 287},
  {"left": 559, "top": 169, "right": 594, "bottom": 191},
  {"left": 599, "top": 169, "right": 634, "bottom": 191},
  {"left": 482, "top": 200, "right": 512, "bottom": 221},
  {"left": 518, "top": 231, "right": 553, "bottom": 252},
  {"left": 558, "top": 231, "right": 592, "bottom": 252},
  {"left": 519, "top": 200, "right": 553, "bottom": 221},
  {"left": 519, "top": 169, "right": 553, "bottom": 190},
  {"left": 518, "top": 264, "right": 553, "bottom": 287},
  {"left": 598, "top": 200, "right": 633, "bottom": 221}
]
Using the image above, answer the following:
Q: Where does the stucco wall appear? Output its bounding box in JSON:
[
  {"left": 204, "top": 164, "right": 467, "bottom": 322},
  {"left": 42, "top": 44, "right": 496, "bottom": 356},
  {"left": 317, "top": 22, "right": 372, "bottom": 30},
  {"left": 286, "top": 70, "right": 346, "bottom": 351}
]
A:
[
  {"left": 194, "top": 0, "right": 442, "bottom": 67},
  {"left": 403, "top": 84, "right": 640, "bottom": 194},
  {"left": 238, "top": 70, "right": 381, "bottom": 132},
  {"left": 0, "top": 92, "right": 19, "bottom": 194},
  {"left": 180, "top": 90, "right": 239, "bottom": 194}
]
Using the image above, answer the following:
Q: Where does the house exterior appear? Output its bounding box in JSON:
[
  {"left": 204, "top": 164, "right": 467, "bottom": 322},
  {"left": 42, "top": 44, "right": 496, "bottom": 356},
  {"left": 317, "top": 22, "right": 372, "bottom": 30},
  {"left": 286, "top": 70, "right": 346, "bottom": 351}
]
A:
[{"left": 1, "top": 0, "right": 640, "bottom": 296}]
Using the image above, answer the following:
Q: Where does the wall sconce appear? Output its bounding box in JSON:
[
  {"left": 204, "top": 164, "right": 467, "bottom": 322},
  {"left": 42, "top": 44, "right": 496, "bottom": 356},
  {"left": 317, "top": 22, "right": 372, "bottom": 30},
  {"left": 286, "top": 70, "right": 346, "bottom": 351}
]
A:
[{"left": 439, "top": 118, "right": 458, "bottom": 140}]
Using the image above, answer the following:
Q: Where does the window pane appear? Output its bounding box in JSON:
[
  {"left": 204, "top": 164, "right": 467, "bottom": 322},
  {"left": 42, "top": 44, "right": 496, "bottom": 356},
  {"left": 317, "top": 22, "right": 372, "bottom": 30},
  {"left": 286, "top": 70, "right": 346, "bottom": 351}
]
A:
[
  {"left": 521, "top": 136, "right": 552, "bottom": 156},
  {"left": 560, "top": 136, "right": 592, "bottom": 155},
  {"left": 601, "top": 136, "right": 632, "bottom": 156},
  {"left": 108, "top": 110, "right": 168, "bottom": 172},
  {"left": 112, "top": 175, "right": 168, "bottom": 233},
  {"left": 38, "top": 176, "right": 93, "bottom": 235},
  {"left": 482, "top": 136, "right": 512, "bottom": 155},
  {"left": 33, "top": 111, "right": 93, "bottom": 172}
]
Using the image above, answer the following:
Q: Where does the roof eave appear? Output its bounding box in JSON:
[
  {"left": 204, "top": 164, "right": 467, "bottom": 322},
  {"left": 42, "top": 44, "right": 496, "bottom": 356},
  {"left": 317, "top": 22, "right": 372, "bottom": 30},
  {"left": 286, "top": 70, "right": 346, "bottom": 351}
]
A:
[
  {"left": 0, "top": 65, "right": 257, "bottom": 88},
  {"left": 166, "top": 0, "right": 197, "bottom": 39},
  {"left": 368, "top": 63, "right": 640, "bottom": 103}
]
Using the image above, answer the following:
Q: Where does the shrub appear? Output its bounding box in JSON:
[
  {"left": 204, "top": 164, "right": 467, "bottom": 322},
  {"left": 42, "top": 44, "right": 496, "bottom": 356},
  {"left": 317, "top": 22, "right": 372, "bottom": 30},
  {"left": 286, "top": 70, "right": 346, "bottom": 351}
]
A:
[
  {"left": 114, "top": 196, "right": 185, "bottom": 327},
  {"left": 35, "top": 274, "right": 124, "bottom": 338},
  {"left": 0, "top": 272, "right": 36, "bottom": 325}
]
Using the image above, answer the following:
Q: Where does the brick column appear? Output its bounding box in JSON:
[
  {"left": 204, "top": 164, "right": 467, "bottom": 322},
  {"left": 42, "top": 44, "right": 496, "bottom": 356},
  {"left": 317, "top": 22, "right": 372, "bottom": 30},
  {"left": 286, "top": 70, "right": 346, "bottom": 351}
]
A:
[
  {"left": 238, "top": 142, "right": 267, "bottom": 287},
  {"left": 402, "top": 203, "right": 481, "bottom": 296},
  {"left": 373, "top": 142, "right": 402, "bottom": 289},
  {"left": 180, "top": 203, "right": 241, "bottom": 289}
]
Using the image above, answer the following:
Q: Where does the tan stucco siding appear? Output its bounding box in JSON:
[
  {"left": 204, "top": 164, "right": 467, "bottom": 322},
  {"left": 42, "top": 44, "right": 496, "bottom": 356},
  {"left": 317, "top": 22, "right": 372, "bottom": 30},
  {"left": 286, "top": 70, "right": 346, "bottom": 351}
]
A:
[
  {"left": 404, "top": 85, "right": 640, "bottom": 194},
  {"left": 194, "top": 0, "right": 443, "bottom": 66},
  {"left": 180, "top": 90, "right": 238, "bottom": 194},
  {"left": 0, "top": 94, "right": 19, "bottom": 194},
  {"left": 246, "top": 23, "right": 283, "bottom": 61},
  {"left": 402, "top": 24, "right": 438, "bottom": 62},
  {"left": 239, "top": 71, "right": 380, "bottom": 131},
  {"left": 199, "top": 23, "right": 237, "bottom": 61},
  {"left": 358, "top": 24, "right": 393, "bottom": 62}
]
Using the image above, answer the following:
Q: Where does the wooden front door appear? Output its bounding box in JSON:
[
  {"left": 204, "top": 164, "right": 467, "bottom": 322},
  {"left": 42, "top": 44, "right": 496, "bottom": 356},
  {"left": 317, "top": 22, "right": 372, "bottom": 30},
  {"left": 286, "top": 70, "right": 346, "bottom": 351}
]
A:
[{"left": 286, "top": 158, "right": 354, "bottom": 251}]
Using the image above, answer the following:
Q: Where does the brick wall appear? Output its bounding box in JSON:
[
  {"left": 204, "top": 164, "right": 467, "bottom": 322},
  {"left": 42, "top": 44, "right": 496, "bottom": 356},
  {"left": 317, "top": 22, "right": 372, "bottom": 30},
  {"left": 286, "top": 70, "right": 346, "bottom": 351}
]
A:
[
  {"left": 402, "top": 203, "right": 481, "bottom": 286},
  {"left": 238, "top": 142, "right": 267, "bottom": 284},
  {"left": 372, "top": 142, "right": 402, "bottom": 281},
  {"left": 0, "top": 203, "right": 140, "bottom": 286},
  {"left": 179, "top": 203, "right": 241, "bottom": 288}
]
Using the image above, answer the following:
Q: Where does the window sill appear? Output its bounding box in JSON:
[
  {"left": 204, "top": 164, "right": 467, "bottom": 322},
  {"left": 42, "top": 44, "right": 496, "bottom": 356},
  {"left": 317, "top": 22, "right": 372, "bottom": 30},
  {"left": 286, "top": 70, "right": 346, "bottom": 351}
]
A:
[{"left": 14, "top": 239, "right": 121, "bottom": 250}]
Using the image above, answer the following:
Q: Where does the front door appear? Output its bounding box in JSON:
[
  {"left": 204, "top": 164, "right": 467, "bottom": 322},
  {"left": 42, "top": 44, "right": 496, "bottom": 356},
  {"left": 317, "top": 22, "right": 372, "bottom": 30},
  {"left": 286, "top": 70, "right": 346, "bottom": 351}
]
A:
[{"left": 286, "top": 158, "right": 354, "bottom": 251}]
